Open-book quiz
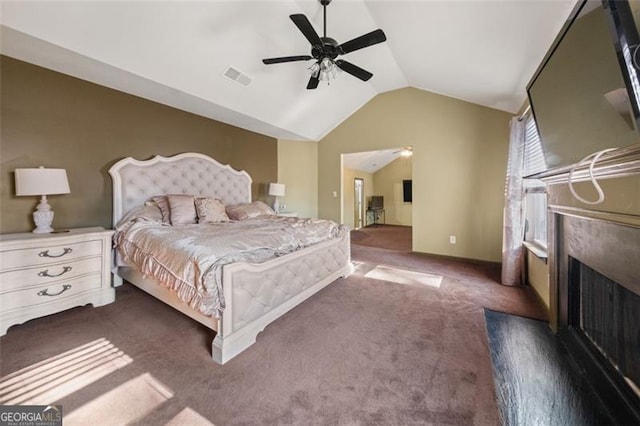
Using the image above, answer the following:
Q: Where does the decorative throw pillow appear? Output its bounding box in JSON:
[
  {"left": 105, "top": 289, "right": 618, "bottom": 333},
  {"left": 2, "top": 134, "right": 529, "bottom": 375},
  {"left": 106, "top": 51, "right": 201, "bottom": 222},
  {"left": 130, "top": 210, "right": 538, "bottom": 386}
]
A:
[
  {"left": 226, "top": 201, "right": 275, "bottom": 221},
  {"left": 167, "top": 194, "right": 197, "bottom": 225},
  {"left": 148, "top": 196, "right": 171, "bottom": 224},
  {"left": 195, "top": 197, "right": 229, "bottom": 223}
]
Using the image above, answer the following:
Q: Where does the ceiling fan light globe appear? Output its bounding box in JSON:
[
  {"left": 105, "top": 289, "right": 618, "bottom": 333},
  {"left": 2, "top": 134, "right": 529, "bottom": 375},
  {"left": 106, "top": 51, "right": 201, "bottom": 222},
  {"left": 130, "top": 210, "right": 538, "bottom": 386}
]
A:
[
  {"left": 320, "top": 57, "right": 333, "bottom": 71},
  {"left": 308, "top": 62, "right": 320, "bottom": 77}
]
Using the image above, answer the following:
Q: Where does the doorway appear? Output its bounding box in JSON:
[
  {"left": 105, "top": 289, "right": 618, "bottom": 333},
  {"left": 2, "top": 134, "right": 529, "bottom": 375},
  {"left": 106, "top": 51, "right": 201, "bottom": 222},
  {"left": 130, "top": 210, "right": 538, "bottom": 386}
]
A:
[{"left": 354, "top": 178, "right": 364, "bottom": 230}]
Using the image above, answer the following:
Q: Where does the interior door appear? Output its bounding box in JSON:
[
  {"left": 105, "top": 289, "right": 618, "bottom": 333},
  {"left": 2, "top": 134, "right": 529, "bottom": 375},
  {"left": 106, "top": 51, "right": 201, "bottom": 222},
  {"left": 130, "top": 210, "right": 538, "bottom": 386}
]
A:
[{"left": 354, "top": 178, "right": 364, "bottom": 230}]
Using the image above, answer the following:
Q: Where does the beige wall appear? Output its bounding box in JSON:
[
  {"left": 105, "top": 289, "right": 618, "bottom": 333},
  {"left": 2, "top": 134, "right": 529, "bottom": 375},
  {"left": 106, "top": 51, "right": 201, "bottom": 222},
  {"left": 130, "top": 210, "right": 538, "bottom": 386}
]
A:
[
  {"left": 342, "top": 167, "right": 374, "bottom": 230},
  {"left": 0, "top": 56, "right": 277, "bottom": 233},
  {"left": 276, "top": 139, "right": 318, "bottom": 218},
  {"left": 319, "top": 87, "right": 511, "bottom": 261},
  {"left": 527, "top": 253, "right": 550, "bottom": 308},
  {"left": 372, "top": 156, "right": 412, "bottom": 226}
]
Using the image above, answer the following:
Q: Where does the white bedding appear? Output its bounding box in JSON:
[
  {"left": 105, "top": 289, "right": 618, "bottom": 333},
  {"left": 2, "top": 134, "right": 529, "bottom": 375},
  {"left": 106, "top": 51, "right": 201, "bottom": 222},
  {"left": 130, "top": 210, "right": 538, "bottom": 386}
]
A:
[{"left": 114, "top": 212, "right": 347, "bottom": 318}]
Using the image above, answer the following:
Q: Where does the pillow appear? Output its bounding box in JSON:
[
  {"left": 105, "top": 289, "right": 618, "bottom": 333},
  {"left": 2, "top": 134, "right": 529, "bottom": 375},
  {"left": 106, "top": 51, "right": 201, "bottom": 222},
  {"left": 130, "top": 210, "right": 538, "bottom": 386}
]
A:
[
  {"left": 195, "top": 197, "right": 229, "bottom": 224},
  {"left": 226, "top": 201, "right": 275, "bottom": 221},
  {"left": 116, "top": 204, "right": 164, "bottom": 230},
  {"left": 148, "top": 196, "right": 171, "bottom": 224},
  {"left": 167, "top": 194, "right": 197, "bottom": 225}
]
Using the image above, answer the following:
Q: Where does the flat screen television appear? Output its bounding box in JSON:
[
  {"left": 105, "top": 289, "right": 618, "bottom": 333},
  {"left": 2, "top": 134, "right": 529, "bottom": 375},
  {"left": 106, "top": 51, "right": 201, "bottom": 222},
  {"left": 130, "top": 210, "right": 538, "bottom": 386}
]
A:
[
  {"left": 527, "top": 0, "right": 640, "bottom": 175},
  {"left": 403, "top": 180, "right": 412, "bottom": 203},
  {"left": 369, "top": 196, "right": 383, "bottom": 210}
]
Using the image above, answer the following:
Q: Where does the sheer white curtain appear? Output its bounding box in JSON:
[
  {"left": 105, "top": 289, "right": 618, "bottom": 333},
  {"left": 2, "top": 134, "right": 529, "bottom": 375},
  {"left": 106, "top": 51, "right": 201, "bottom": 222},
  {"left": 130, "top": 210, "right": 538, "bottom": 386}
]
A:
[{"left": 501, "top": 116, "right": 526, "bottom": 286}]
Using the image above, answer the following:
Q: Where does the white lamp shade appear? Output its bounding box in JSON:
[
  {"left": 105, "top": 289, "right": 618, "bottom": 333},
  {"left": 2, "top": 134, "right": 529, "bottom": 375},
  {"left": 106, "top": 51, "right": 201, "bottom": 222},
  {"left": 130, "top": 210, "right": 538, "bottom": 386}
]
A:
[
  {"left": 268, "top": 183, "right": 285, "bottom": 197},
  {"left": 15, "top": 168, "right": 70, "bottom": 196}
]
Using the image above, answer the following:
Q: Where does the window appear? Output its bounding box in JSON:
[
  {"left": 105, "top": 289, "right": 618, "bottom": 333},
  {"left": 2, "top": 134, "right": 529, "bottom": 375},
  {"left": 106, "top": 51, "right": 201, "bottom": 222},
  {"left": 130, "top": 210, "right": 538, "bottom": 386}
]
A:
[{"left": 523, "top": 115, "right": 548, "bottom": 252}]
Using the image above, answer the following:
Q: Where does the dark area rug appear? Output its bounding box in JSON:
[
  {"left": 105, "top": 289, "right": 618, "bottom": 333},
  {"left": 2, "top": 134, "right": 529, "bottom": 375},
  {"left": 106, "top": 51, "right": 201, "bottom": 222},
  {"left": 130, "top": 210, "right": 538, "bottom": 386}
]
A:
[
  {"left": 484, "top": 309, "right": 615, "bottom": 425},
  {"left": 1, "top": 230, "right": 547, "bottom": 425}
]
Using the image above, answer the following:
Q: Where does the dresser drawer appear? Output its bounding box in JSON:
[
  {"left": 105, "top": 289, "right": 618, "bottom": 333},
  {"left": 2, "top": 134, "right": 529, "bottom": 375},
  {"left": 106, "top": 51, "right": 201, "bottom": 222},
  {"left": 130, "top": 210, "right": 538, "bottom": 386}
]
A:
[
  {"left": 0, "top": 240, "right": 103, "bottom": 271},
  {"left": 0, "top": 256, "right": 103, "bottom": 293},
  {"left": 0, "top": 273, "right": 103, "bottom": 313}
]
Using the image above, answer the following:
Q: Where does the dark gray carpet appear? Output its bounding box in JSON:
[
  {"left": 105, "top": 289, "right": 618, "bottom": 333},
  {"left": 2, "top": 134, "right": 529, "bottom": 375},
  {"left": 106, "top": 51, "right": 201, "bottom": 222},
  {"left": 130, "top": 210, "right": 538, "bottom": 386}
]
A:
[
  {"left": 351, "top": 225, "right": 412, "bottom": 252},
  {"left": 0, "top": 237, "right": 546, "bottom": 425}
]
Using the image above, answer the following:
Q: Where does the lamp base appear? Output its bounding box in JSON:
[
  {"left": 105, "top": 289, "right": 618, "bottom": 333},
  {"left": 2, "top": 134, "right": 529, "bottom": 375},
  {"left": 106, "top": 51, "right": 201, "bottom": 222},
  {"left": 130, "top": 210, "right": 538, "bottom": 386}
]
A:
[
  {"left": 32, "top": 195, "right": 55, "bottom": 234},
  {"left": 273, "top": 197, "right": 280, "bottom": 213}
]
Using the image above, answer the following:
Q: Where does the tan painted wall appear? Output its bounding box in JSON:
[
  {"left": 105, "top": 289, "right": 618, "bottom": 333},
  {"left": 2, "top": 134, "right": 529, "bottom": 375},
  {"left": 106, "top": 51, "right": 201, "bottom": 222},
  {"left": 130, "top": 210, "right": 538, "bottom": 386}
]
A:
[
  {"left": 527, "top": 252, "right": 550, "bottom": 308},
  {"left": 342, "top": 167, "right": 374, "bottom": 230},
  {"left": 372, "top": 156, "right": 412, "bottom": 226},
  {"left": 319, "top": 87, "right": 511, "bottom": 261},
  {"left": 276, "top": 139, "right": 318, "bottom": 218},
  {"left": 0, "top": 56, "right": 277, "bottom": 233}
]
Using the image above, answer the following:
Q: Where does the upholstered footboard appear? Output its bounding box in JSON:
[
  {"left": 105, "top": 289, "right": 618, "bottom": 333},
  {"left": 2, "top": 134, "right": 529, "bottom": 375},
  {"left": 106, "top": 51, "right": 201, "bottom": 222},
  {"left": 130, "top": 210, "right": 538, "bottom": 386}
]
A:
[
  {"left": 116, "top": 232, "right": 352, "bottom": 364},
  {"left": 213, "top": 231, "right": 352, "bottom": 364}
]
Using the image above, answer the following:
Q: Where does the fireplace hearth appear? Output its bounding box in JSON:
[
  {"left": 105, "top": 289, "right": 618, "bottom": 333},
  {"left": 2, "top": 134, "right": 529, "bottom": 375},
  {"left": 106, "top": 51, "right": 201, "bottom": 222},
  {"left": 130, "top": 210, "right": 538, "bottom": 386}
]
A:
[{"left": 552, "top": 211, "right": 640, "bottom": 422}]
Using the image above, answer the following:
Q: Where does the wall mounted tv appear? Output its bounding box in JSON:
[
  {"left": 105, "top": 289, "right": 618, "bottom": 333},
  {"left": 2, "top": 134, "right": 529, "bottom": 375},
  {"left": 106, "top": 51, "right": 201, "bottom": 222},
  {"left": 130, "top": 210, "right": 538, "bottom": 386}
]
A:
[
  {"left": 527, "top": 0, "right": 640, "bottom": 175},
  {"left": 403, "top": 180, "right": 412, "bottom": 203},
  {"left": 369, "top": 196, "right": 383, "bottom": 210}
]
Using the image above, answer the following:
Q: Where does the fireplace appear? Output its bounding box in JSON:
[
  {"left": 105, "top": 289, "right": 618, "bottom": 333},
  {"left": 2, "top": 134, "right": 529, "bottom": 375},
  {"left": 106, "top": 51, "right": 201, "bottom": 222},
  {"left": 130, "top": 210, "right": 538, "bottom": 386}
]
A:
[{"left": 552, "top": 211, "right": 640, "bottom": 422}]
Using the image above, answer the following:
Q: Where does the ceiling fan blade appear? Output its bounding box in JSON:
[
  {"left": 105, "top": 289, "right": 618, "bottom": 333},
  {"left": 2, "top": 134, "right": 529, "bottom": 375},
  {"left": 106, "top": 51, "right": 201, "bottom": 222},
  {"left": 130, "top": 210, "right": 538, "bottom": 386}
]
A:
[
  {"left": 262, "top": 55, "right": 313, "bottom": 65},
  {"left": 335, "top": 60, "right": 373, "bottom": 81},
  {"left": 339, "top": 29, "right": 387, "bottom": 54},
  {"left": 307, "top": 75, "right": 320, "bottom": 89},
  {"left": 290, "top": 14, "right": 323, "bottom": 47}
]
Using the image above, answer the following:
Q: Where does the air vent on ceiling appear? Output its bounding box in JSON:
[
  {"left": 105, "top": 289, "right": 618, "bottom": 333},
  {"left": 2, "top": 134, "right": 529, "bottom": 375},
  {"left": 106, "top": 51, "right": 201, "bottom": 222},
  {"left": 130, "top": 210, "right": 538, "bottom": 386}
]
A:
[{"left": 223, "top": 66, "right": 252, "bottom": 87}]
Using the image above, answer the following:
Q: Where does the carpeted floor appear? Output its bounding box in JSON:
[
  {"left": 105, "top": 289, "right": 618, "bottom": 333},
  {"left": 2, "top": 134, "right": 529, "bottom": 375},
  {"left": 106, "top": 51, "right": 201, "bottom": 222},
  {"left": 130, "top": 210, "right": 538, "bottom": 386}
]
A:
[
  {"left": 350, "top": 224, "right": 412, "bottom": 252},
  {"left": 0, "top": 228, "right": 546, "bottom": 425}
]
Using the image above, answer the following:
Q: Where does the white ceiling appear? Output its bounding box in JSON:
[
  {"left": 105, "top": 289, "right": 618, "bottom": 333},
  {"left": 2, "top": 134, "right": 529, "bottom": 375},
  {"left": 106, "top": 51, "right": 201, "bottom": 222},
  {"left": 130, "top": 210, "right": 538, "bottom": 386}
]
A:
[
  {"left": 343, "top": 147, "right": 408, "bottom": 173},
  {"left": 0, "top": 0, "right": 576, "bottom": 142}
]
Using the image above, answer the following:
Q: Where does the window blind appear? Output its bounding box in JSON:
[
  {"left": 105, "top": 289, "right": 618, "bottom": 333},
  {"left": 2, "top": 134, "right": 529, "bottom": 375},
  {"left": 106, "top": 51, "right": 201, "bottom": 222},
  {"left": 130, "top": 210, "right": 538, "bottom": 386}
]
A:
[{"left": 523, "top": 115, "right": 546, "bottom": 177}]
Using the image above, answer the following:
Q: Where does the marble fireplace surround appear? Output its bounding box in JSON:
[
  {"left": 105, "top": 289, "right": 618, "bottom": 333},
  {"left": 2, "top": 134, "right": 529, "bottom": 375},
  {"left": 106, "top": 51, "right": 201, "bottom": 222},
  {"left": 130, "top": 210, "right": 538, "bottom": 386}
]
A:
[{"left": 548, "top": 207, "right": 640, "bottom": 422}]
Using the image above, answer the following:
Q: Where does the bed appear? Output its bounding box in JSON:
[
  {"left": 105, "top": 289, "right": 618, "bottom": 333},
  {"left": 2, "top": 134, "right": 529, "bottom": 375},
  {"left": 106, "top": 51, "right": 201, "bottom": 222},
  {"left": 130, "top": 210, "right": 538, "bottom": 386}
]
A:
[{"left": 108, "top": 152, "right": 352, "bottom": 364}]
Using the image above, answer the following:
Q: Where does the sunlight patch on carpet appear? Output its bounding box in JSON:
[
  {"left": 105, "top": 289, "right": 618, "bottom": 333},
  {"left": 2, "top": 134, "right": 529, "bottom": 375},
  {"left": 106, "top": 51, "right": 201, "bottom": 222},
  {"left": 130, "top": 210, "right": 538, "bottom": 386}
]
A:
[
  {"left": 65, "top": 373, "right": 174, "bottom": 425},
  {"left": 0, "top": 338, "right": 132, "bottom": 405},
  {"left": 365, "top": 265, "right": 442, "bottom": 288},
  {"left": 166, "top": 407, "right": 215, "bottom": 426}
]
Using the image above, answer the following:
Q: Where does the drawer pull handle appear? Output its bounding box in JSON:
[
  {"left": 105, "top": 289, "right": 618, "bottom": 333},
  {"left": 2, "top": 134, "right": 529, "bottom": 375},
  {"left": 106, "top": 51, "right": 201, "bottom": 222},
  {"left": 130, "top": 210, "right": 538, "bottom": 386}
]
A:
[
  {"left": 38, "top": 266, "right": 72, "bottom": 278},
  {"left": 37, "top": 284, "right": 72, "bottom": 297},
  {"left": 39, "top": 248, "right": 73, "bottom": 258}
]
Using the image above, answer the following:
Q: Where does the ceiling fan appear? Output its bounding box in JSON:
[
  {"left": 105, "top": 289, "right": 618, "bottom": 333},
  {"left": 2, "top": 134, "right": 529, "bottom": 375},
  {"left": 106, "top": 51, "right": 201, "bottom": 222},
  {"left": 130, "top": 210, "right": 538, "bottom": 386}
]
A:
[
  {"left": 262, "top": 0, "right": 387, "bottom": 89},
  {"left": 393, "top": 146, "right": 413, "bottom": 157}
]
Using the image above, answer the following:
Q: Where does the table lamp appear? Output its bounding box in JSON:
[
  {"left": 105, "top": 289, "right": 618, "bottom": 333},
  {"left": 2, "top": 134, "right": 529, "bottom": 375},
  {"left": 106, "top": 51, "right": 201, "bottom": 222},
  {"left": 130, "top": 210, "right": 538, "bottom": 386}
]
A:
[
  {"left": 268, "top": 183, "right": 285, "bottom": 212},
  {"left": 15, "top": 167, "right": 70, "bottom": 233}
]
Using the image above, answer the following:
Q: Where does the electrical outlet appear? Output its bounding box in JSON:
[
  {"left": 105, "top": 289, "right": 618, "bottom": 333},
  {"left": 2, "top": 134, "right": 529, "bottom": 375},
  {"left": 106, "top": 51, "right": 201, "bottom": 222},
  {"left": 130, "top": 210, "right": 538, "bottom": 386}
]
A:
[{"left": 449, "top": 235, "right": 456, "bottom": 244}]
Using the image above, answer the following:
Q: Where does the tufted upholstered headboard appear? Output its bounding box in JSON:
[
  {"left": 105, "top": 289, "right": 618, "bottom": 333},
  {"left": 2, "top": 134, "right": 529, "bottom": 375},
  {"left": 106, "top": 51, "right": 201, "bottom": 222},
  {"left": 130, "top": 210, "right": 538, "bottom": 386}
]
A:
[{"left": 109, "top": 152, "right": 252, "bottom": 226}]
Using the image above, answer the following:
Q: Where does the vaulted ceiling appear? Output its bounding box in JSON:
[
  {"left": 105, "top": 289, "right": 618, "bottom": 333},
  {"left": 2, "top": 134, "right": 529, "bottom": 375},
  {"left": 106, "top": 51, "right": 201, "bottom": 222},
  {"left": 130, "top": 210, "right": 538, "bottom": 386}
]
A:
[{"left": 0, "top": 0, "right": 576, "bottom": 141}]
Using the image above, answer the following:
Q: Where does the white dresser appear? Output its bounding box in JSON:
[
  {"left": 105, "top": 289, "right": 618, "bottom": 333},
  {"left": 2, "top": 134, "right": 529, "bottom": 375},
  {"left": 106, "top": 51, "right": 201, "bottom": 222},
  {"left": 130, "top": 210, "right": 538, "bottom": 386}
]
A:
[{"left": 0, "top": 227, "right": 115, "bottom": 335}]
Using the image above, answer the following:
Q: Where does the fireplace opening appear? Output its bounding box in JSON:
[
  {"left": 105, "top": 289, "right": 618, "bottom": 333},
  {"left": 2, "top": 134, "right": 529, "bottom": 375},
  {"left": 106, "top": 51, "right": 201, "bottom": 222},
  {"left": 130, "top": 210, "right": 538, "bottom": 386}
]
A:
[
  {"left": 554, "top": 213, "right": 640, "bottom": 422},
  {"left": 569, "top": 257, "right": 640, "bottom": 399}
]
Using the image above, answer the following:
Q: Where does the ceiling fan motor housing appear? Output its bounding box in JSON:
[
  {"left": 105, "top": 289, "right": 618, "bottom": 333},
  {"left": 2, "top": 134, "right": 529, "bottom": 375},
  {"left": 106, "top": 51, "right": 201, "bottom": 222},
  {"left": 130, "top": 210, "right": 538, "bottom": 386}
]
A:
[{"left": 312, "top": 37, "right": 340, "bottom": 60}]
